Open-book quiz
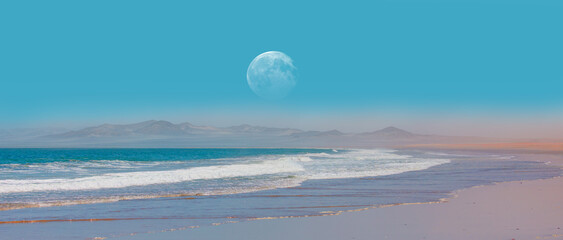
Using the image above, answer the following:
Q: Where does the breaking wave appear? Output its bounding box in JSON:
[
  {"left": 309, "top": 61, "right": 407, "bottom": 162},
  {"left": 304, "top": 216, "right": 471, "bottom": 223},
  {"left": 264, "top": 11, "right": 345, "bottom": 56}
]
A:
[
  {"left": 0, "top": 160, "right": 304, "bottom": 193},
  {"left": 0, "top": 149, "right": 450, "bottom": 199}
]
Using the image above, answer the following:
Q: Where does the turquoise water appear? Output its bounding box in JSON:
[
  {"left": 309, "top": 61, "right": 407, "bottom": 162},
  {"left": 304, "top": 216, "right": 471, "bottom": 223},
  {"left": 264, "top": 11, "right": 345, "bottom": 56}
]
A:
[{"left": 0, "top": 148, "right": 561, "bottom": 239}]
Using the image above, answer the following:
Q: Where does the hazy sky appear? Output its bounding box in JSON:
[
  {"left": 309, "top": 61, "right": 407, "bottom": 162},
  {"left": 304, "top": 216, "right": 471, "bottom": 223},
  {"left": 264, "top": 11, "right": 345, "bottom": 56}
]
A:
[{"left": 1, "top": 0, "right": 562, "bottom": 138}]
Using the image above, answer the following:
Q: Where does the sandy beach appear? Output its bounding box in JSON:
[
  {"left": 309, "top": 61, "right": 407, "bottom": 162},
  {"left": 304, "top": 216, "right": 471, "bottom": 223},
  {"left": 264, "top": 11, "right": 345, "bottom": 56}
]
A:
[
  {"left": 118, "top": 147, "right": 563, "bottom": 240},
  {"left": 1, "top": 146, "right": 561, "bottom": 240}
]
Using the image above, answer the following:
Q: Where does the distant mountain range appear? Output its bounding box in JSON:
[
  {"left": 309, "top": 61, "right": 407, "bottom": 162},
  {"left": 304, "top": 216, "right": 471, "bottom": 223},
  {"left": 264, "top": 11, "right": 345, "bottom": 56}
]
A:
[
  {"left": 51, "top": 120, "right": 308, "bottom": 138},
  {"left": 0, "top": 120, "right": 503, "bottom": 148},
  {"left": 360, "top": 126, "right": 417, "bottom": 138},
  {"left": 48, "top": 120, "right": 418, "bottom": 139},
  {"left": 54, "top": 120, "right": 216, "bottom": 138}
]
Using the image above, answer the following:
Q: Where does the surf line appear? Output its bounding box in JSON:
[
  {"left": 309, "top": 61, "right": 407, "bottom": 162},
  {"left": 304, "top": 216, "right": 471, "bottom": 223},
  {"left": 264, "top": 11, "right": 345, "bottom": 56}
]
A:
[{"left": 0, "top": 216, "right": 231, "bottom": 225}]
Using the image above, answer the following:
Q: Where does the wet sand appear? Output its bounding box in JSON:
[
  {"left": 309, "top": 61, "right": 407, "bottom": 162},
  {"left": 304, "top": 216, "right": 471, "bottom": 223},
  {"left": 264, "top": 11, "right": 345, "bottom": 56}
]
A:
[
  {"left": 405, "top": 142, "right": 563, "bottom": 152},
  {"left": 118, "top": 145, "right": 563, "bottom": 240}
]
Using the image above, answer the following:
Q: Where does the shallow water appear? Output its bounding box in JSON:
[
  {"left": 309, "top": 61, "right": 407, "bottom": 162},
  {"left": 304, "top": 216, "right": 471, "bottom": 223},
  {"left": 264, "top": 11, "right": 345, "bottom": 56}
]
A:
[{"left": 0, "top": 148, "right": 560, "bottom": 239}]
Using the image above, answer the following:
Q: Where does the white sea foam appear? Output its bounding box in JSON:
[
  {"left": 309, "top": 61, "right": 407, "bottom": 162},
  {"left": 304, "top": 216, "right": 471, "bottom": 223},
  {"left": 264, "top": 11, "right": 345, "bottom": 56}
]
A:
[
  {"left": 303, "top": 152, "right": 332, "bottom": 157},
  {"left": 305, "top": 149, "right": 410, "bottom": 160},
  {"left": 308, "top": 158, "right": 450, "bottom": 179},
  {"left": 278, "top": 156, "right": 313, "bottom": 162},
  {"left": 0, "top": 149, "right": 451, "bottom": 195},
  {"left": 0, "top": 160, "right": 304, "bottom": 193}
]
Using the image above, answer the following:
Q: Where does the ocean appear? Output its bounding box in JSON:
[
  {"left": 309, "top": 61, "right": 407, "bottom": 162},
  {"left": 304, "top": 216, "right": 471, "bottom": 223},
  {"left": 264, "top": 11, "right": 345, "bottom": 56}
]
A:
[{"left": 0, "top": 148, "right": 560, "bottom": 239}]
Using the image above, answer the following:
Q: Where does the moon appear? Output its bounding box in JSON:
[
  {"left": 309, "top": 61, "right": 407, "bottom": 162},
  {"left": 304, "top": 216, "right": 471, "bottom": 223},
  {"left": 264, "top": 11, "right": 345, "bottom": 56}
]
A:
[{"left": 247, "top": 51, "right": 297, "bottom": 100}]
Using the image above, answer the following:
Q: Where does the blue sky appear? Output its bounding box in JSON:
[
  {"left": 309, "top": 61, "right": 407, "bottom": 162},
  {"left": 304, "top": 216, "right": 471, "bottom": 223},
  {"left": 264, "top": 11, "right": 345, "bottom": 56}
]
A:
[{"left": 1, "top": 0, "right": 562, "bottom": 137}]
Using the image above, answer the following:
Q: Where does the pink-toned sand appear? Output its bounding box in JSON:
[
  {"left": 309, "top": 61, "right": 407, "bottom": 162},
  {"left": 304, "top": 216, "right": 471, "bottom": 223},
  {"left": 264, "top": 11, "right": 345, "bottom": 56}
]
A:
[{"left": 121, "top": 151, "right": 563, "bottom": 240}]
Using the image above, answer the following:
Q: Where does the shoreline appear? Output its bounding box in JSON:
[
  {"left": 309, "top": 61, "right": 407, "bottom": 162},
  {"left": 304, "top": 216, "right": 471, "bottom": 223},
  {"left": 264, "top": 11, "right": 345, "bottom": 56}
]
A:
[
  {"left": 159, "top": 175, "right": 561, "bottom": 240},
  {"left": 118, "top": 177, "right": 563, "bottom": 239},
  {"left": 0, "top": 150, "right": 540, "bottom": 214},
  {"left": 115, "top": 148, "right": 563, "bottom": 240}
]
